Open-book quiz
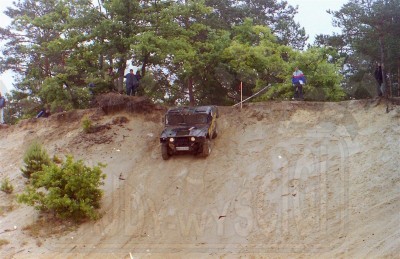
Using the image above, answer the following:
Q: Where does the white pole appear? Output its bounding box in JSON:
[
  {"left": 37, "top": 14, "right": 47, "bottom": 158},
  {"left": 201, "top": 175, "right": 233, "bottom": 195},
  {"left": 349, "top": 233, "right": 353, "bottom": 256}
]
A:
[{"left": 233, "top": 84, "right": 270, "bottom": 107}]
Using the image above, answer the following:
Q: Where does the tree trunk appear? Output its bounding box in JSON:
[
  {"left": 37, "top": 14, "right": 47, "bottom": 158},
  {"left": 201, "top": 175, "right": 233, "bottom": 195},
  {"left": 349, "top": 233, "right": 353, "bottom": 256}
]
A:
[
  {"left": 387, "top": 65, "right": 392, "bottom": 97},
  {"left": 378, "top": 35, "right": 388, "bottom": 98},
  {"left": 141, "top": 52, "right": 149, "bottom": 77},
  {"left": 98, "top": 54, "right": 104, "bottom": 74},
  {"left": 97, "top": 0, "right": 102, "bottom": 13},
  {"left": 44, "top": 57, "right": 50, "bottom": 77},
  {"left": 98, "top": 39, "right": 104, "bottom": 73},
  {"left": 398, "top": 58, "right": 400, "bottom": 97},
  {"left": 188, "top": 77, "right": 194, "bottom": 106},
  {"left": 184, "top": 0, "right": 194, "bottom": 106},
  {"left": 116, "top": 59, "right": 127, "bottom": 93}
]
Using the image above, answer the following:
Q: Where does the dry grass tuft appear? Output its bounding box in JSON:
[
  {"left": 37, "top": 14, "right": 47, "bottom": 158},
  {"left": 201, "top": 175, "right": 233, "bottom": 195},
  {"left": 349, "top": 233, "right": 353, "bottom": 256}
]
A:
[{"left": 22, "top": 216, "right": 78, "bottom": 238}]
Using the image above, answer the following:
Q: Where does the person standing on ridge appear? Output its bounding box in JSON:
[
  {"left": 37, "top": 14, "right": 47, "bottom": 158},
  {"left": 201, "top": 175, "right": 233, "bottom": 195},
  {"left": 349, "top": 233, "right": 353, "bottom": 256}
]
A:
[
  {"left": 0, "top": 92, "right": 6, "bottom": 124},
  {"left": 292, "top": 67, "right": 306, "bottom": 100},
  {"left": 125, "top": 69, "right": 138, "bottom": 96}
]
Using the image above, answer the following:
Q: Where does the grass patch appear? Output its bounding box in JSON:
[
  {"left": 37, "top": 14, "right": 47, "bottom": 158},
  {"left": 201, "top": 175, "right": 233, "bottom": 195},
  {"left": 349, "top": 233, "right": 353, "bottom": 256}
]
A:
[
  {"left": 1, "top": 177, "right": 14, "bottom": 194},
  {"left": 82, "top": 116, "right": 93, "bottom": 133}
]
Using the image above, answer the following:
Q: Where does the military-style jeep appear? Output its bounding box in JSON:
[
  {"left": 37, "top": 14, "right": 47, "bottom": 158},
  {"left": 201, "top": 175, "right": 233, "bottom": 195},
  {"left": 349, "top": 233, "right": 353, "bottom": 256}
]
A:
[{"left": 160, "top": 106, "right": 219, "bottom": 160}]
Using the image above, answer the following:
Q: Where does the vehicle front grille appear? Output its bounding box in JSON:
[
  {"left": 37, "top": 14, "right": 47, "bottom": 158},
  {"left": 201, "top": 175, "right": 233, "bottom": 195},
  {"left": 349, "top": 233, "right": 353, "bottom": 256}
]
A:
[{"left": 175, "top": 137, "right": 190, "bottom": 146}]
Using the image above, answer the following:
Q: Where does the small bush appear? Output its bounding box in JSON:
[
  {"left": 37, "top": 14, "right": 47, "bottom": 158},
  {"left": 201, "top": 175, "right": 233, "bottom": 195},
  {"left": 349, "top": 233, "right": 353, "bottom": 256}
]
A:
[
  {"left": 21, "top": 142, "right": 51, "bottom": 180},
  {"left": 18, "top": 155, "right": 106, "bottom": 221},
  {"left": 0, "top": 177, "right": 14, "bottom": 194},
  {"left": 82, "top": 116, "right": 93, "bottom": 133}
]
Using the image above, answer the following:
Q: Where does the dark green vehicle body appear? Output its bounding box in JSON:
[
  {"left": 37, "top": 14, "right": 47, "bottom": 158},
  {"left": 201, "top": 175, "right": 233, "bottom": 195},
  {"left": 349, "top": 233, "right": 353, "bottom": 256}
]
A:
[{"left": 160, "top": 106, "right": 219, "bottom": 160}]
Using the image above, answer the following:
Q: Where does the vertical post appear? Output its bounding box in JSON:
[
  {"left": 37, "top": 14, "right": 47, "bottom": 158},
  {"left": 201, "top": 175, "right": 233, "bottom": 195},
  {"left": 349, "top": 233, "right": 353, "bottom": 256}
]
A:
[
  {"left": 188, "top": 77, "right": 194, "bottom": 107},
  {"left": 240, "top": 81, "right": 243, "bottom": 109}
]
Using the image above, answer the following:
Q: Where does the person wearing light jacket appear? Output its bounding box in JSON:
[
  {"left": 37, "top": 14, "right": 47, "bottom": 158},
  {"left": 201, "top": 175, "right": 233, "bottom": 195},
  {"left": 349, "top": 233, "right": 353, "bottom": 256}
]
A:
[
  {"left": 291, "top": 67, "right": 306, "bottom": 100},
  {"left": 0, "top": 92, "right": 6, "bottom": 124}
]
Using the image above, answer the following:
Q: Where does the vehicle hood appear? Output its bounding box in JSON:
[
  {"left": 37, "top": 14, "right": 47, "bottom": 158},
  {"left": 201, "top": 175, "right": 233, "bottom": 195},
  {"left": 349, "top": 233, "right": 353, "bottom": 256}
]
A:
[{"left": 160, "top": 125, "right": 208, "bottom": 138}]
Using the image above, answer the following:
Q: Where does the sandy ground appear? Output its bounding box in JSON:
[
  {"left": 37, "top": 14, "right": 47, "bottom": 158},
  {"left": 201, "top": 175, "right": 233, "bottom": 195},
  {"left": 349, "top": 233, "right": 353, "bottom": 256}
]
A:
[{"left": 0, "top": 98, "right": 399, "bottom": 258}]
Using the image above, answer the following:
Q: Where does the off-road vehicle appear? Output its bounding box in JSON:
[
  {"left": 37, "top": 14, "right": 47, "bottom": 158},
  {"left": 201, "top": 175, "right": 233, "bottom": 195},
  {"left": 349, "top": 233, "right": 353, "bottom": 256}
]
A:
[{"left": 160, "top": 106, "right": 219, "bottom": 160}]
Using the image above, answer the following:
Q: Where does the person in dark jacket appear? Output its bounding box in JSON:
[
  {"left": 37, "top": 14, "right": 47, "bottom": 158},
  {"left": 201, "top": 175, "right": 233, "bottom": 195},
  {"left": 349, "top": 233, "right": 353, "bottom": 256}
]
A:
[
  {"left": 291, "top": 67, "right": 306, "bottom": 100},
  {"left": 374, "top": 63, "right": 383, "bottom": 97},
  {"left": 36, "top": 106, "right": 51, "bottom": 118},
  {"left": 125, "top": 69, "right": 138, "bottom": 96}
]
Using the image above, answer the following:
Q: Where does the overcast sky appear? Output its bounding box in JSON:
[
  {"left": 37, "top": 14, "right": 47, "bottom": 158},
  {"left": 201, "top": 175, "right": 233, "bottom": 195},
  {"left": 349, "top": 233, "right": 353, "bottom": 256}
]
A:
[
  {"left": 0, "top": 0, "right": 348, "bottom": 93},
  {"left": 0, "top": 0, "right": 13, "bottom": 94},
  {"left": 286, "top": 0, "right": 347, "bottom": 43}
]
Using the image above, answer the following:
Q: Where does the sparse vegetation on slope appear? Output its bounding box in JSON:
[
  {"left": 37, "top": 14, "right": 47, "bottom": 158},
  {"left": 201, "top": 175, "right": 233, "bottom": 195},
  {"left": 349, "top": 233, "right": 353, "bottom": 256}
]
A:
[
  {"left": 18, "top": 155, "right": 106, "bottom": 221},
  {"left": 0, "top": 177, "right": 14, "bottom": 194}
]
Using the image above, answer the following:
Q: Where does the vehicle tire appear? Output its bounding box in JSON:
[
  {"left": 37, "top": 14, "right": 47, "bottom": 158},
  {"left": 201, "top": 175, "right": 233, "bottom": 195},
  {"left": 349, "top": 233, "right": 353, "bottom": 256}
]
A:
[
  {"left": 212, "top": 123, "right": 218, "bottom": 139},
  {"left": 161, "top": 144, "right": 170, "bottom": 160},
  {"left": 201, "top": 138, "right": 212, "bottom": 157}
]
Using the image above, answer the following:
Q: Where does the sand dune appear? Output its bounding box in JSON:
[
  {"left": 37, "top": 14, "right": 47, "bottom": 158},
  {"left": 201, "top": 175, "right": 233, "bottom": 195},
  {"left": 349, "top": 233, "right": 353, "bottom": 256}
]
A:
[{"left": 0, "top": 98, "right": 399, "bottom": 258}]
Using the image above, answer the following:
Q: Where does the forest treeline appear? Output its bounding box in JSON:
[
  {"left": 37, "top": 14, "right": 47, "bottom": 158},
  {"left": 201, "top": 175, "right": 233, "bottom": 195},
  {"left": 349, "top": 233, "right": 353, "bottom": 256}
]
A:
[{"left": 0, "top": 0, "right": 398, "bottom": 123}]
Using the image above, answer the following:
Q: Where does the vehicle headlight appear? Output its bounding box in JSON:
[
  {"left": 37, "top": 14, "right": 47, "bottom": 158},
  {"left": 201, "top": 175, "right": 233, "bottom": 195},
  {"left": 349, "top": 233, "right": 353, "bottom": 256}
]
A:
[
  {"left": 190, "top": 137, "right": 196, "bottom": 142},
  {"left": 169, "top": 138, "right": 174, "bottom": 142}
]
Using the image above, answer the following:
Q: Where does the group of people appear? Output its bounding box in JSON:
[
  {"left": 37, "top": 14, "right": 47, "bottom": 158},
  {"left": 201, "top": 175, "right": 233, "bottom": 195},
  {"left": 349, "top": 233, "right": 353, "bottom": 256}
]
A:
[
  {"left": 101, "top": 67, "right": 143, "bottom": 96},
  {"left": 125, "top": 69, "right": 142, "bottom": 96}
]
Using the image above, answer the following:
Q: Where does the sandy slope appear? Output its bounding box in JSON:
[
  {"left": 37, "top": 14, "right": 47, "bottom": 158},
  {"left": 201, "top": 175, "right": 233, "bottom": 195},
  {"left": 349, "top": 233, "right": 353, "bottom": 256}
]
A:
[{"left": 0, "top": 99, "right": 399, "bottom": 258}]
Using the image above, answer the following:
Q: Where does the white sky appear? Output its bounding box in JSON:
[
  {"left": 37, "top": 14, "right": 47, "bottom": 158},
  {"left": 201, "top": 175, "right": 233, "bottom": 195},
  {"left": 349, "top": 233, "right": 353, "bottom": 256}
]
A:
[
  {"left": 286, "top": 0, "right": 346, "bottom": 43},
  {"left": 0, "top": 0, "right": 13, "bottom": 94},
  {"left": 0, "top": 0, "right": 347, "bottom": 94}
]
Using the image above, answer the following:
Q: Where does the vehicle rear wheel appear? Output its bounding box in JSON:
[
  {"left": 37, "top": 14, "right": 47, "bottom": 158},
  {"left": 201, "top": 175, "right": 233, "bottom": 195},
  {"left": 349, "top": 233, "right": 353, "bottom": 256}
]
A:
[
  {"left": 161, "top": 144, "right": 170, "bottom": 160},
  {"left": 201, "top": 138, "right": 212, "bottom": 157}
]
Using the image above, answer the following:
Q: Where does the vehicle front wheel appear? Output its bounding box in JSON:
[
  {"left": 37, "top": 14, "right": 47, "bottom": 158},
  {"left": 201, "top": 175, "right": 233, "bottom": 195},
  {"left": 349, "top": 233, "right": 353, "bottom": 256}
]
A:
[
  {"left": 212, "top": 123, "right": 218, "bottom": 139},
  {"left": 201, "top": 138, "right": 212, "bottom": 157},
  {"left": 161, "top": 144, "right": 170, "bottom": 160}
]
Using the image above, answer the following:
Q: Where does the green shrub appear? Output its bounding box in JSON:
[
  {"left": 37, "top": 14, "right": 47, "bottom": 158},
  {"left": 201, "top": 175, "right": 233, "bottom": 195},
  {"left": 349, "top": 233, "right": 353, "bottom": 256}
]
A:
[
  {"left": 82, "top": 116, "right": 92, "bottom": 133},
  {"left": 21, "top": 142, "right": 51, "bottom": 180},
  {"left": 18, "top": 155, "right": 106, "bottom": 221},
  {"left": 0, "top": 177, "right": 14, "bottom": 194}
]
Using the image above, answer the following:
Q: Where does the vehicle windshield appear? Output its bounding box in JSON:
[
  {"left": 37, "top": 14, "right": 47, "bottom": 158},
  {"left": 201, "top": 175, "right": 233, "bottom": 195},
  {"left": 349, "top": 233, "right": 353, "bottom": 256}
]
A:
[{"left": 166, "top": 114, "right": 208, "bottom": 125}]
